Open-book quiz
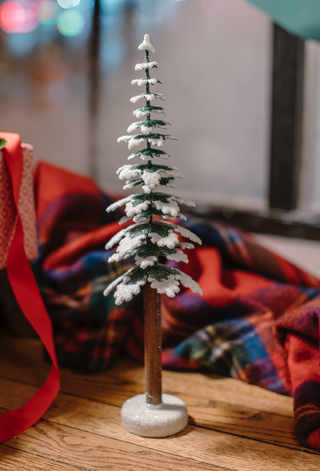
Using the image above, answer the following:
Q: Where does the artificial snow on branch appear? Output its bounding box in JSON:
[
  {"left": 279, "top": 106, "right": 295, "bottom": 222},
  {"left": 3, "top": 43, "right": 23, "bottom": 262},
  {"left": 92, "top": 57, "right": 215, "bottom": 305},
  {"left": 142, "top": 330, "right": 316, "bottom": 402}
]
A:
[
  {"left": 117, "top": 163, "right": 182, "bottom": 193},
  {"left": 135, "top": 61, "right": 158, "bottom": 71},
  {"left": 127, "top": 120, "right": 169, "bottom": 134},
  {"left": 138, "top": 33, "right": 155, "bottom": 53},
  {"left": 130, "top": 92, "right": 165, "bottom": 104},
  {"left": 133, "top": 106, "right": 165, "bottom": 118},
  {"left": 131, "top": 78, "right": 162, "bottom": 86}
]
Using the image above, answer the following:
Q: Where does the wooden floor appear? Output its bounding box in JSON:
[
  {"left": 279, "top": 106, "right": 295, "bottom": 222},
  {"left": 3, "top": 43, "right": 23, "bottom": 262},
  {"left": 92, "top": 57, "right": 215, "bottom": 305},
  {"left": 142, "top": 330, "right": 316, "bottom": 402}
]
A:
[{"left": 0, "top": 334, "right": 319, "bottom": 470}]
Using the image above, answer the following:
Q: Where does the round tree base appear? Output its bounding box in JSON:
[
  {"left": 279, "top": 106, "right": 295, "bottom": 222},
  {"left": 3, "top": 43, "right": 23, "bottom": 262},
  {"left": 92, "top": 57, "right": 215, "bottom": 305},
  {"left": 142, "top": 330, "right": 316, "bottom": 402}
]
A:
[{"left": 121, "top": 393, "right": 188, "bottom": 437}]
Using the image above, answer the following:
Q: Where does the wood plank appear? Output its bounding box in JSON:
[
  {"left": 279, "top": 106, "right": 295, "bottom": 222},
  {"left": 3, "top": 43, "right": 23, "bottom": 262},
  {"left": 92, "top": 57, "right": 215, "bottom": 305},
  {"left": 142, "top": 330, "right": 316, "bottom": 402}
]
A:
[
  {"left": 0, "top": 377, "right": 299, "bottom": 451},
  {"left": 2, "top": 401, "right": 320, "bottom": 471},
  {"left": 0, "top": 337, "right": 319, "bottom": 470},
  {"left": 0, "top": 335, "right": 293, "bottom": 417},
  {"left": 0, "top": 445, "right": 84, "bottom": 470},
  {"left": 2, "top": 420, "right": 227, "bottom": 471},
  {"left": 1, "top": 376, "right": 319, "bottom": 468}
]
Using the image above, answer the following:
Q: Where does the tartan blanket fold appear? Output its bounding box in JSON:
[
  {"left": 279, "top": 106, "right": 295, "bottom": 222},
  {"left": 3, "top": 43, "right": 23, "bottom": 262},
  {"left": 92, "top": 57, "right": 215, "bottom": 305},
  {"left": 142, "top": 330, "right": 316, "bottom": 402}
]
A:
[{"left": 34, "top": 161, "right": 320, "bottom": 451}]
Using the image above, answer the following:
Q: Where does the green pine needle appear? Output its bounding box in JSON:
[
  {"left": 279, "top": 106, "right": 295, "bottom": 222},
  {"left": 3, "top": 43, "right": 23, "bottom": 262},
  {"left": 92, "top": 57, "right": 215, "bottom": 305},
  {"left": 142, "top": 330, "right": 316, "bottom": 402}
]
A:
[
  {"left": 133, "top": 132, "right": 177, "bottom": 141},
  {"left": 130, "top": 148, "right": 170, "bottom": 159},
  {"left": 136, "top": 105, "right": 165, "bottom": 114}
]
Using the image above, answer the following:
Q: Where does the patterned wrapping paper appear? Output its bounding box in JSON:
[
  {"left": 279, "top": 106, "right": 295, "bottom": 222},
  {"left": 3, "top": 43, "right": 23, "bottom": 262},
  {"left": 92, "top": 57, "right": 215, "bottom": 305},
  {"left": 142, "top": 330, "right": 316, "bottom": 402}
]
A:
[
  {"left": 0, "top": 144, "right": 38, "bottom": 269},
  {"left": 0, "top": 133, "right": 59, "bottom": 443}
]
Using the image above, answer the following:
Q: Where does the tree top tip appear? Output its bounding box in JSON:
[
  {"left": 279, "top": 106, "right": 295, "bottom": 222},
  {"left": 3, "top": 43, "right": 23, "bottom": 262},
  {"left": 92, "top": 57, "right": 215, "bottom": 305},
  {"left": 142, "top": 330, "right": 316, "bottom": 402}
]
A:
[{"left": 138, "top": 34, "right": 155, "bottom": 54}]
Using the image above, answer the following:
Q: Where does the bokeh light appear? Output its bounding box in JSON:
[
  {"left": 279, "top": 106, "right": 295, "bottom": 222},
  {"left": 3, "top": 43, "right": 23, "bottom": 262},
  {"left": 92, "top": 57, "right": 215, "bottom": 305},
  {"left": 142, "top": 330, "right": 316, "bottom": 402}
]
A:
[
  {"left": 0, "top": 1, "right": 38, "bottom": 33},
  {"left": 57, "top": 9, "right": 85, "bottom": 36},
  {"left": 0, "top": 2, "right": 25, "bottom": 31},
  {"left": 57, "top": 0, "right": 81, "bottom": 9},
  {"left": 0, "top": 0, "right": 38, "bottom": 33},
  {"left": 0, "top": 0, "right": 179, "bottom": 60},
  {"left": 37, "top": 0, "right": 58, "bottom": 25},
  {"left": 6, "top": 30, "right": 38, "bottom": 55},
  {"left": 78, "top": 0, "right": 95, "bottom": 11}
]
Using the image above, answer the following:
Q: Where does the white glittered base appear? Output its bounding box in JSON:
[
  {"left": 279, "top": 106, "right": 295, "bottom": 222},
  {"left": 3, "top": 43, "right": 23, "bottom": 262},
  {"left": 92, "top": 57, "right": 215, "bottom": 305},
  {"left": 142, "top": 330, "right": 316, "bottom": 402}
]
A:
[{"left": 121, "top": 393, "right": 188, "bottom": 437}]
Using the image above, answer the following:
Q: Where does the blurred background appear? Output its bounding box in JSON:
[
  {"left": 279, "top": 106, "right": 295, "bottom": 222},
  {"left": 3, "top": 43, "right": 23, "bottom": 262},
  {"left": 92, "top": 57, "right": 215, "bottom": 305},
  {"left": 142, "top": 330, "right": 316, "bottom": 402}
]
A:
[{"left": 0, "top": 0, "right": 320, "bottom": 213}]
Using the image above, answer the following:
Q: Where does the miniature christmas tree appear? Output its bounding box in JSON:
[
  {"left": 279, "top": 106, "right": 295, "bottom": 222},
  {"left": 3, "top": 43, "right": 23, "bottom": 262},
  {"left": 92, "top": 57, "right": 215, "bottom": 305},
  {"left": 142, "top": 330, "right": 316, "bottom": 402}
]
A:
[{"left": 104, "top": 34, "right": 202, "bottom": 437}]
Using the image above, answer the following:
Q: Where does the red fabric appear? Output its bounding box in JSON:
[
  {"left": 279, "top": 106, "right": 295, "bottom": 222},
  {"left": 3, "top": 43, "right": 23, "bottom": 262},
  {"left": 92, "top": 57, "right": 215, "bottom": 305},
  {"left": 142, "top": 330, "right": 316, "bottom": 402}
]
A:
[
  {"left": 43, "top": 221, "right": 130, "bottom": 270},
  {"left": 0, "top": 134, "right": 59, "bottom": 442},
  {"left": 32, "top": 163, "right": 320, "bottom": 450},
  {"left": 34, "top": 161, "right": 101, "bottom": 218}
]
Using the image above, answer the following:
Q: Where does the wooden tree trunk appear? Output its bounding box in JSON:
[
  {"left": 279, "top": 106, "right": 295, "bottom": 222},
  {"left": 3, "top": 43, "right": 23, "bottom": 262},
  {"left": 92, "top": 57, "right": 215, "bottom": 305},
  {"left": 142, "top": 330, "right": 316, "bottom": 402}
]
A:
[{"left": 143, "top": 282, "right": 162, "bottom": 405}]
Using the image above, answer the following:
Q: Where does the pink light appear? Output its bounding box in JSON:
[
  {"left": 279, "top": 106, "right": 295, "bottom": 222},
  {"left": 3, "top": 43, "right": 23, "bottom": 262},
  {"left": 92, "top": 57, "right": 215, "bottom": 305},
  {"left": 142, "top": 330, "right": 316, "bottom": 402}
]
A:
[
  {"left": 0, "top": 0, "right": 38, "bottom": 33},
  {"left": 0, "top": 2, "right": 25, "bottom": 30}
]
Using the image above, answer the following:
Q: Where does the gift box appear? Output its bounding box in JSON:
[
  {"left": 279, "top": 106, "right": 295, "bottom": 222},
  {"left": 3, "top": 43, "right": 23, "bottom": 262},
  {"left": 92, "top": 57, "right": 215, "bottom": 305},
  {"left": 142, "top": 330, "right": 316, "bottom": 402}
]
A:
[
  {"left": 0, "top": 132, "right": 59, "bottom": 443},
  {"left": 0, "top": 142, "right": 38, "bottom": 335}
]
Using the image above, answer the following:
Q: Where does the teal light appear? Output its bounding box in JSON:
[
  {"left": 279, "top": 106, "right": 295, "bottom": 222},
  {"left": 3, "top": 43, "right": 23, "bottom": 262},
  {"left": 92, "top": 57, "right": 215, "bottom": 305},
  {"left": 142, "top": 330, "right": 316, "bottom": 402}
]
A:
[{"left": 57, "top": 9, "right": 84, "bottom": 36}]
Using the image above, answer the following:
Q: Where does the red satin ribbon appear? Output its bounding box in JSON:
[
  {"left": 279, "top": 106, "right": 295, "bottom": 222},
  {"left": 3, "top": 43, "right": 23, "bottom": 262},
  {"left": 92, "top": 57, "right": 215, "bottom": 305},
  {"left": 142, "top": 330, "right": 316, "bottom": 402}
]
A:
[{"left": 0, "top": 133, "right": 60, "bottom": 442}]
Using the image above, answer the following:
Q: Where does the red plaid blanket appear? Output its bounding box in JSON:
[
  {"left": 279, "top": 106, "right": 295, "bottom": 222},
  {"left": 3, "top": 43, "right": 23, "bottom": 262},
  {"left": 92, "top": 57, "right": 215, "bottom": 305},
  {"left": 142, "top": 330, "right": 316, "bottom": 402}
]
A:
[{"left": 34, "top": 161, "right": 320, "bottom": 451}]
